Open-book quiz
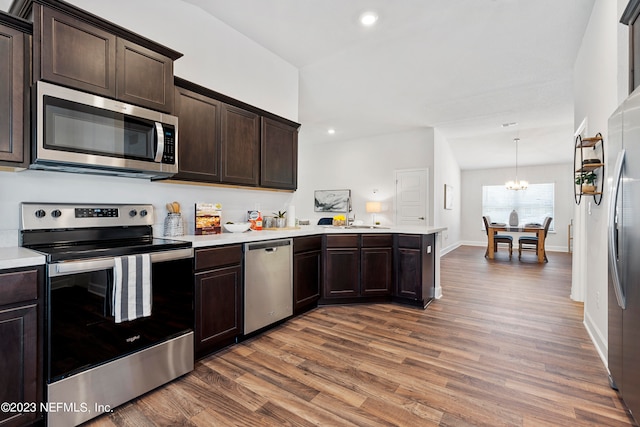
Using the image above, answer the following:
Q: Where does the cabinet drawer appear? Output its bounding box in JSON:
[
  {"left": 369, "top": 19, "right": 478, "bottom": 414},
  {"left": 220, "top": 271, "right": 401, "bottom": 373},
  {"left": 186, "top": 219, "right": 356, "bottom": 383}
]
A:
[
  {"left": 294, "top": 235, "right": 322, "bottom": 253},
  {"left": 397, "top": 234, "right": 422, "bottom": 249},
  {"left": 325, "top": 234, "right": 359, "bottom": 248},
  {"left": 362, "top": 234, "right": 393, "bottom": 248},
  {"left": 0, "top": 269, "right": 38, "bottom": 305},
  {"left": 195, "top": 245, "right": 242, "bottom": 271}
]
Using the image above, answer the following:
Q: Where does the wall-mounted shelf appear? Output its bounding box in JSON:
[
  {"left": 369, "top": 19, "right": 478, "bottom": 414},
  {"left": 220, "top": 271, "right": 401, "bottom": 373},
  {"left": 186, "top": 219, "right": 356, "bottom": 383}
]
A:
[{"left": 574, "top": 133, "right": 604, "bottom": 205}]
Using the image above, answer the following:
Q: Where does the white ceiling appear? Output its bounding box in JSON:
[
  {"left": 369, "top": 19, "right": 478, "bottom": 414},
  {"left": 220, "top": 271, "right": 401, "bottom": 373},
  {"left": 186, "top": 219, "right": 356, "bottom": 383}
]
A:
[
  {"left": 0, "top": 0, "right": 596, "bottom": 170},
  {"left": 182, "top": 0, "right": 596, "bottom": 170}
]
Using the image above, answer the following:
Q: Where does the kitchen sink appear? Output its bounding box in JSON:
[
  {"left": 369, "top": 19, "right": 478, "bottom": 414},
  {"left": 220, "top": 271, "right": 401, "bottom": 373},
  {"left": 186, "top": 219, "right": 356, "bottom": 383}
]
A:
[{"left": 345, "top": 225, "right": 390, "bottom": 229}]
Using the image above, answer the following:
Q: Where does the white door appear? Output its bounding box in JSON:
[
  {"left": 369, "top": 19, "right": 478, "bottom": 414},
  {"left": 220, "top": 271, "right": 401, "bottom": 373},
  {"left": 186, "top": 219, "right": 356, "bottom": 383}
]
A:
[{"left": 395, "top": 169, "right": 428, "bottom": 226}]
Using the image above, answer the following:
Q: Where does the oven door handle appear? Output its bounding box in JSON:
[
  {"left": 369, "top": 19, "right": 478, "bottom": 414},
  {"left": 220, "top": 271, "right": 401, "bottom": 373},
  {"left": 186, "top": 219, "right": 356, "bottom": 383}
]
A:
[{"left": 49, "top": 248, "right": 193, "bottom": 277}]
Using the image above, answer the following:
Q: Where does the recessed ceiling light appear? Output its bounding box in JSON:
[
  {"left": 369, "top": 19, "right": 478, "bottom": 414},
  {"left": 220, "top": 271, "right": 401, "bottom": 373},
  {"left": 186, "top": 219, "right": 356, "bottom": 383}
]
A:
[
  {"left": 501, "top": 122, "right": 518, "bottom": 128},
  {"left": 359, "top": 11, "right": 378, "bottom": 27},
  {"left": 327, "top": 128, "right": 336, "bottom": 135}
]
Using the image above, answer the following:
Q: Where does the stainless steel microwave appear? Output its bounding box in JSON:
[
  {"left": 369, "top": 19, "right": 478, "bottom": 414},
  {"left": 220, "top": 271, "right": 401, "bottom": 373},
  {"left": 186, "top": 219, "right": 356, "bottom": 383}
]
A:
[{"left": 31, "top": 81, "right": 178, "bottom": 179}]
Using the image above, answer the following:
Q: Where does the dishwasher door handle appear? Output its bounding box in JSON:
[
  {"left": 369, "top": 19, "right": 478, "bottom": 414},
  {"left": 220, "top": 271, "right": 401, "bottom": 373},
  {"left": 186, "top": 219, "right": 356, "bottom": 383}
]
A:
[{"left": 265, "top": 247, "right": 277, "bottom": 253}]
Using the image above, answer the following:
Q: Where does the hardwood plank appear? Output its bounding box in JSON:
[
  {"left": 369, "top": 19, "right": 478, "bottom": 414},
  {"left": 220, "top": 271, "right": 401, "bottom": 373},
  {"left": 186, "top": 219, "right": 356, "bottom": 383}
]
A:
[{"left": 84, "top": 246, "right": 637, "bottom": 427}]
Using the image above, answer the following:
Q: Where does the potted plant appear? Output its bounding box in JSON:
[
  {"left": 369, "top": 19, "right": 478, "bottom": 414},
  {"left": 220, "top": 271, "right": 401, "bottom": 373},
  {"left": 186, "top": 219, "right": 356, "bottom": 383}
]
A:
[
  {"left": 575, "top": 171, "right": 597, "bottom": 193},
  {"left": 273, "top": 210, "right": 286, "bottom": 228}
]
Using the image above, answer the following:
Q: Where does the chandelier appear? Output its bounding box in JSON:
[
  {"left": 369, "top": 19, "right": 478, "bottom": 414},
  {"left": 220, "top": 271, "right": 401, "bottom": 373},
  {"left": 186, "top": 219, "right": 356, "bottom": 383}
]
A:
[{"left": 505, "top": 137, "right": 528, "bottom": 190}]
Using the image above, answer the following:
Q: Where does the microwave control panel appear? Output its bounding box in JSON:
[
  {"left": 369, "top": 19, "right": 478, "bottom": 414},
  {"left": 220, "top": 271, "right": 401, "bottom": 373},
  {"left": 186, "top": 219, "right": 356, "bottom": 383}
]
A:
[{"left": 162, "top": 125, "right": 176, "bottom": 165}]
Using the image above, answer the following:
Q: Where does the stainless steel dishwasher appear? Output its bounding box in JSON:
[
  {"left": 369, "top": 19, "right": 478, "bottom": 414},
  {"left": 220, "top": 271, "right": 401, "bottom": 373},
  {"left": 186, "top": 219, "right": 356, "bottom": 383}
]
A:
[{"left": 244, "top": 239, "right": 293, "bottom": 334}]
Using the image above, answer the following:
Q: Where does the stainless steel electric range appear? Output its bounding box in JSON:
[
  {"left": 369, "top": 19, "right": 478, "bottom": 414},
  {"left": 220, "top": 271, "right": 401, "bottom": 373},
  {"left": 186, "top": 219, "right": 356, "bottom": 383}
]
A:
[{"left": 20, "top": 203, "right": 194, "bottom": 427}]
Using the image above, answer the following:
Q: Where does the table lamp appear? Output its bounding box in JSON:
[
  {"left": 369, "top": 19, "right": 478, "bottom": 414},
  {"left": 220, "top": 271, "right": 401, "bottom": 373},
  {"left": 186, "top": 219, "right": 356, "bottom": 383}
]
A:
[{"left": 366, "top": 201, "right": 382, "bottom": 225}]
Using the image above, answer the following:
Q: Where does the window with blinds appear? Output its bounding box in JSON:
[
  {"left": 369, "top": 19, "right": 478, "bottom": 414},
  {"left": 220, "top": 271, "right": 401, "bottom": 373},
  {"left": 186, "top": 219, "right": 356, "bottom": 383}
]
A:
[{"left": 482, "top": 183, "right": 555, "bottom": 231}]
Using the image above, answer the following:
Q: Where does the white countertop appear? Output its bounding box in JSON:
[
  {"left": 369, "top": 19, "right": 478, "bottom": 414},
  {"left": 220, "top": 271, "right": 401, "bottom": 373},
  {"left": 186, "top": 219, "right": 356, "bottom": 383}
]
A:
[
  {"left": 0, "top": 226, "right": 446, "bottom": 267},
  {"left": 175, "top": 225, "right": 446, "bottom": 248},
  {"left": 0, "top": 247, "right": 46, "bottom": 270}
]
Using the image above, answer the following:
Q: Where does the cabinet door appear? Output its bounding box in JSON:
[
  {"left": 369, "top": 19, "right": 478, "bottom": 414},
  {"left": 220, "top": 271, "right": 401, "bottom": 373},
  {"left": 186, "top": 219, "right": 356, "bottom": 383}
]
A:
[
  {"left": 0, "top": 23, "right": 25, "bottom": 164},
  {"left": 174, "top": 86, "right": 221, "bottom": 182},
  {"left": 38, "top": 5, "right": 116, "bottom": 98},
  {"left": 261, "top": 117, "right": 298, "bottom": 190},
  {"left": 116, "top": 38, "right": 174, "bottom": 113},
  {"left": 195, "top": 265, "right": 242, "bottom": 358},
  {"left": 361, "top": 247, "right": 392, "bottom": 296},
  {"left": 323, "top": 248, "right": 359, "bottom": 298},
  {"left": 0, "top": 304, "right": 39, "bottom": 426},
  {"left": 395, "top": 247, "right": 422, "bottom": 300},
  {"left": 220, "top": 104, "right": 260, "bottom": 186},
  {"left": 293, "top": 250, "right": 321, "bottom": 313}
]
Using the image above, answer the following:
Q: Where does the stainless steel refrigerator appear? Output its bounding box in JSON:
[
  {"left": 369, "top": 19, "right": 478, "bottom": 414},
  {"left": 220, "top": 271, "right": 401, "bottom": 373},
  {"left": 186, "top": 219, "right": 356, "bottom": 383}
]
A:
[{"left": 608, "top": 87, "right": 640, "bottom": 422}]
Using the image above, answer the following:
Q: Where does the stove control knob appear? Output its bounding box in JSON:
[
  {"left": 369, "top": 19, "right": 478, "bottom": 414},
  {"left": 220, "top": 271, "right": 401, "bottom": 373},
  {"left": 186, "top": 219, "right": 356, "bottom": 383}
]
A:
[
  {"left": 139, "top": 209, "right": 148, "bottom": 217},
  {"left": 129, "top": 209, "right": 137, "bottom": 217},
  {"left": 35, "top": 209, "right": 46, "bottom": 218},
  {"left": 51, "top": 209, "right": 62, "bottom": 218}
]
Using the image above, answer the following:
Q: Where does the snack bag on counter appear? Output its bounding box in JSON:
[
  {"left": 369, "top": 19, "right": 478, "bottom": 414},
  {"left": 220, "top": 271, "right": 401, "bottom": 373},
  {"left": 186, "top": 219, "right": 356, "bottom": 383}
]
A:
[
  {"left": 247, "top": 210, "right": 263, "bottom": 230},
  {"left": 195, "top": 203, "right": 222, "bottom": 235}
]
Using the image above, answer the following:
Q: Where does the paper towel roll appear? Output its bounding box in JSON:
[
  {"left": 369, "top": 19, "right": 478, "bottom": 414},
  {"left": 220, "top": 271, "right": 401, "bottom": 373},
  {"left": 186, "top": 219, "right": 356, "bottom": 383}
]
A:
[{"left": 287, "top": 205, "right": 296, "bottom": 227}]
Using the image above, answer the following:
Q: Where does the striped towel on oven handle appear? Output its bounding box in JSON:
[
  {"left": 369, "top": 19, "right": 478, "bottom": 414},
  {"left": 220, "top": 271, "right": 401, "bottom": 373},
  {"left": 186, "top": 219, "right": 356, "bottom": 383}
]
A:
[{"left": 112, "top": 254, "right": 152, "bottom": 323}]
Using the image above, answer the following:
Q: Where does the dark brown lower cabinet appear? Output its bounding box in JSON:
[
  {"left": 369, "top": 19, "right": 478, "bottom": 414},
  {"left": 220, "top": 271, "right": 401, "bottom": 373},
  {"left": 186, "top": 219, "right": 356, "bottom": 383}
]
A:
[
  {"left": 293, "top": 236, "right": 321, "bottom": 314},
  {"left": 194, "top": 245, "right": 243, "bottom": 359},
  {"left": 0, "top": 266, "right": 44, "bottom": 427},
  {"left": 322, "top": 235, "right": 360, "bottom": 300},
  {"left": 321, "top": 234, "right": 393, "bottom": 303},
  {"left": 394, "top": 234, "right": 435, "bottom": 308},
  {"left": 361, "top": 234, "right": 393, "bottom": 296}
]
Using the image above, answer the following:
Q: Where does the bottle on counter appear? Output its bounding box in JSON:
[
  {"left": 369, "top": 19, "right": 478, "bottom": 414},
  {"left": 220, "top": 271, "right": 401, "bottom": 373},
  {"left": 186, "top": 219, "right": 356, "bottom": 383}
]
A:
[{"left": 255, "top": 212, "right": 263, "bottom": 230}]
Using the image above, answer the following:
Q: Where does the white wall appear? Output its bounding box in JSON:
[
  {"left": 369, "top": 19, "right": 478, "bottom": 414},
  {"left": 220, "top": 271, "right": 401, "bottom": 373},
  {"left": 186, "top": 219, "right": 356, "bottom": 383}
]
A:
[
  {"left": 433, "top": 129, "right": 461, "bottom": 254},
  {"left": 460, "top": 163, "right": 574, "bottom": 252},
  {"left": 293, "top": 128, "right": 433, "bottom": 226},
  {"left": 0, "top": 0, "right": 299, "bottom": 246},
  {"left": 572, "top": 0, "right": 628, "bottom": 364}
]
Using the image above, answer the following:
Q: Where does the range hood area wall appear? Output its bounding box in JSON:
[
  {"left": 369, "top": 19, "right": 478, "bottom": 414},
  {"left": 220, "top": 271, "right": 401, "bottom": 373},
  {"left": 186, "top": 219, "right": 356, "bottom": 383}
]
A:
[{"left": 0, "top": 170, "right": 294, "bottom": 247}]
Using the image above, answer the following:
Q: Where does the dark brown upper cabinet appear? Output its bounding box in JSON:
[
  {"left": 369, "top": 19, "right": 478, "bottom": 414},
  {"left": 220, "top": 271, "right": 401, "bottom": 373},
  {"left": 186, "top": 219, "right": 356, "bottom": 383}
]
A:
[
  {"left": 221, "top": 104, "right": 260, "bottom": 186},
  {"left": 173, "top": 77, "right": 300, "bottom": 190},
  {"left": 174, "top": 85, "right": 222, "bottom": 182},
  {"left": 32, "top": 0, "right": 181, "bottom": 113},
  {"left": 0, "top": 12, "right": 30, "bottom": 167},
  {"left": 261, "top": 117, "right": 298, "bottom": 190}
]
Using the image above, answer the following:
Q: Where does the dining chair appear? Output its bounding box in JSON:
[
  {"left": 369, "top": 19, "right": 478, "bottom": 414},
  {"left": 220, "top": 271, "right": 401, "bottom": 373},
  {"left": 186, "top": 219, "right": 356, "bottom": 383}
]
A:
[
  {"left": 518, "top": 217, "right": 553, "bottom": 262},
  {"left": 482, "top": 215, "right": 513, "bottom": 259}
]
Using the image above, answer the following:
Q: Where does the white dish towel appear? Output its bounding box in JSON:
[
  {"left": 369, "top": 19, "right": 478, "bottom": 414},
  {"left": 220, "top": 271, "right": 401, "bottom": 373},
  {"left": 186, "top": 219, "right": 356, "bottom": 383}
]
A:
[{"left": 112, "top": 254, "right": 152, "bottom": 323}]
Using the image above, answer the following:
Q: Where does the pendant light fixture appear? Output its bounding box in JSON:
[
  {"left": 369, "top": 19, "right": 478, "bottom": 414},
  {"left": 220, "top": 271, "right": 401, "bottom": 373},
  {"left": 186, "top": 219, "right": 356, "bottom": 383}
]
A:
[{"left": 505, "top": 137, "right": 528, "bottom": 190}]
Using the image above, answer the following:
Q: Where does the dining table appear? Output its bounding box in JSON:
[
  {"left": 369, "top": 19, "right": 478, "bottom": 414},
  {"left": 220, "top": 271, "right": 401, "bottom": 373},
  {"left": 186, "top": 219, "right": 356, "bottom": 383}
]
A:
[{"left": 487, "top": 223, "right": 546, "bottom": 263}]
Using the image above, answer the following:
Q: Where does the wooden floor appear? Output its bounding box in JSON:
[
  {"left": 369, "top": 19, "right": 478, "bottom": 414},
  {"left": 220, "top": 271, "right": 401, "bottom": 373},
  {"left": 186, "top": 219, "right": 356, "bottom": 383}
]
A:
[{"left": 86, "top": 246, "right": 637, "bottom": 426}]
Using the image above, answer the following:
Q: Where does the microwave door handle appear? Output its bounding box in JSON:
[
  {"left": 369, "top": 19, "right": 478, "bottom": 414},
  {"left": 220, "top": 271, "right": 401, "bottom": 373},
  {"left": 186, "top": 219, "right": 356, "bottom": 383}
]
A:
[
  {"left": 608, "top": 149, "right": 625, "bottom": 309},
  {"left": 154, "top": 122, "right": 164, "bottom": 162}
]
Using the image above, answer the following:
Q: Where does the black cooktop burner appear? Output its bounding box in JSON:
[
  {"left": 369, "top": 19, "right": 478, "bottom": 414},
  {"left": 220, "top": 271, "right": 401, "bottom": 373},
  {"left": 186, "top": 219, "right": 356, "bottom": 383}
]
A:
[{"left": 30, "top": 237, "right": 192, "bottom": 262}]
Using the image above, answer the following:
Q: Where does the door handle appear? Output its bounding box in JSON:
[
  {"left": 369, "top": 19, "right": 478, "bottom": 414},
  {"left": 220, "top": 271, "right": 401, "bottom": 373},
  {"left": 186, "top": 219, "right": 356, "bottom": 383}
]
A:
[
  {"left": 608, "top": 149, "right": 625, "bottom": 309},
  {"left": 418, "top": 217, "right": 425, "bottom": 220},
  {"left": 154, "top": 122, "right": 164, "bottom": 162}
]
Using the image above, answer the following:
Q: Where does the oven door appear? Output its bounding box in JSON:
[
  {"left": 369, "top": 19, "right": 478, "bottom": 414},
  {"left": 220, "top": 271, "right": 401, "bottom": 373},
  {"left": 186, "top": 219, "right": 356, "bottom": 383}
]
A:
[
  {"left": 33, "top": 81, "right": 178, "bottom": 177},
  {"left": 46, "top": 248, "right": 193, "bottom": 383}
]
